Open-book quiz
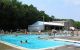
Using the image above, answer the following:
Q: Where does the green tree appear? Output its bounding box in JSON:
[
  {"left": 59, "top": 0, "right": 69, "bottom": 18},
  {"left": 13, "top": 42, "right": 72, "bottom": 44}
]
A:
[
  {"left": 74, "top": 21, "right": 80, "bottom": 29},
  {"left": 0, "top": 0, "right": 53, "bottom": 31}
]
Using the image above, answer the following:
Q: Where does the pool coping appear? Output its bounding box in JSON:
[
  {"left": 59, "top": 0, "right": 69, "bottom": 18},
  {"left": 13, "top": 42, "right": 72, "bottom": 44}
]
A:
[{"left": 54, "top": 38, "right": 80, "bottom": 44}]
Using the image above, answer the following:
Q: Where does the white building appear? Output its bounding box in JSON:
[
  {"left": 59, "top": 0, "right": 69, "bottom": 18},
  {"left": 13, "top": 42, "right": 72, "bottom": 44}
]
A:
[{"left": 28, "top": 21, "right": 72, "bottom": 32}]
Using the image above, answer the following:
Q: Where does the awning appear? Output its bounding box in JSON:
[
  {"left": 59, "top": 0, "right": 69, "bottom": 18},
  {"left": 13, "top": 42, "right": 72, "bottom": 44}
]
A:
[{"left": 44, "top": 22, "right": 64, "bottom": 26}]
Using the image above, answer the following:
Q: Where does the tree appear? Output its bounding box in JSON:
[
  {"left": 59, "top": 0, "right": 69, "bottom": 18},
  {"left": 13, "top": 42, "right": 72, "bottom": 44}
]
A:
[
  {"left": 0, "top": 0, "right": 53, "bottom": 31},
  {"left": 74, "top": 21, "right": 80, "bottom": 29}
]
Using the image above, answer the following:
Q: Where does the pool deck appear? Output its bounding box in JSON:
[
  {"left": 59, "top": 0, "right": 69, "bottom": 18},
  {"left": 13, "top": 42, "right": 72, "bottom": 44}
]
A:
[
  {"left": 0, "top": 40, "right": 29, "bottom": 50},
  {"left": 0, "top": 43, "right": 20, "bottom": 50},
  {"left": 45, "top": 45, "right": 80, "bottom": 50}
]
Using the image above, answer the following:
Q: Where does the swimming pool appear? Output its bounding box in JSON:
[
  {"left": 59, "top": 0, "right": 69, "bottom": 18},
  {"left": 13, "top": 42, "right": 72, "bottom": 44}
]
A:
[{"left": 0, "top": 34, "right": 74, "bottom": 50}]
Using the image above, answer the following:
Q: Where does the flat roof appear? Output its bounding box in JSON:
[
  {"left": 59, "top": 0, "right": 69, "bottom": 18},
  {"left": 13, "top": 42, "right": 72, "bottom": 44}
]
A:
[
  {"left": 44, "top": 22, "right": 64, "bottom": 26},
  {"left": 29, "top": 21, "right": 64, "bottom": 26}
]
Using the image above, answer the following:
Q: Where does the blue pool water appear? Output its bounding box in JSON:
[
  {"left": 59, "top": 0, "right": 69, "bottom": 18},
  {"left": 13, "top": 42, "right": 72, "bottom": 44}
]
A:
[{"left": 0, "top": 34, "right": 73, "bottom": 49}]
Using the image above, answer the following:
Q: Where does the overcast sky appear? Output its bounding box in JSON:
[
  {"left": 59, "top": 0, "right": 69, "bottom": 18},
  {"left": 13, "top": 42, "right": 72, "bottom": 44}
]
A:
[{"left": 19, "top": 0, "right": 80, "bottom": 21}]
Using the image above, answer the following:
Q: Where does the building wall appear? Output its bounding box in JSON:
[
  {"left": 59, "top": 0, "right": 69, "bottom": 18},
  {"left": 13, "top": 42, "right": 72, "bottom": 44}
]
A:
[
  {"left": 52, "top": 21, "right": 73, "bottom": 30},
  {"left": 28, "top": 25, "right": 44, "bottom": 32},
  {"left": 28, "top": 21, "right": 73, "bottom": 32}
]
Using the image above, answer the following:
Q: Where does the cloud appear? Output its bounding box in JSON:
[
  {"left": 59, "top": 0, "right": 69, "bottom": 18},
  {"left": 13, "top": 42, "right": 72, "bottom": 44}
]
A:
[{"left": 64, "top": 0, "right": 80, "bottom": 5}]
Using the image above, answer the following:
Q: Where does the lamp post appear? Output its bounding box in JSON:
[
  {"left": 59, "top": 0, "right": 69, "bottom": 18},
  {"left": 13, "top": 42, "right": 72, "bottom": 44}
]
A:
[{"left": 43, "top": 16, "right": 45, "bottom": 31}]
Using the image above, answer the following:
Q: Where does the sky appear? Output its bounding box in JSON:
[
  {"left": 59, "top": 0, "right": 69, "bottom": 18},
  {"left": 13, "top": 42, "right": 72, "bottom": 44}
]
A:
[{"left": 19, "top": 0, "right": 80, "bottom": 21}]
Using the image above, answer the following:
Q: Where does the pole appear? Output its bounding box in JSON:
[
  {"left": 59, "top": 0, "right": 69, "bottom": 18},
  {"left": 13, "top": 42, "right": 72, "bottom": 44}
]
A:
[{"left": 43, "top": 16, "right": 45, "bottom": 31}]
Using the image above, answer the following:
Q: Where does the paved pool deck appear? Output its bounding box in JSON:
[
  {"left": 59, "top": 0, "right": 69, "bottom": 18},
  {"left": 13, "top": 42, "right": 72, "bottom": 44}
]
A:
[
  {"left": 45, "top": 45, "right": 80, "bottom": 50},
  {"left": 0, "top": 43, "right": 20, "bottom": 50}
]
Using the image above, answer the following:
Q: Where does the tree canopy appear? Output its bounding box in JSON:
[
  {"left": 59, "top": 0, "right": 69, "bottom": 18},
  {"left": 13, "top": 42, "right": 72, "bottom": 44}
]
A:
[
  {"left": 0, "top": 0, "right": 53, "bottom": 31},
  {"left": 73, "top": 21, "right": 80, "bottom": 29}
]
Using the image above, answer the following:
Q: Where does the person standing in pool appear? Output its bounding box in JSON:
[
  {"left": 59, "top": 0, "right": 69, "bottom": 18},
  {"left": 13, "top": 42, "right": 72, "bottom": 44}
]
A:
[
  {"left": 25, "top": 29, "right": 28, "bottom": 34},
  {"left": 20, "top": 40, "right": 23, "bottom": 43},
  {"left": 25, "top": 40, "right": 27, "bottom": 43}
]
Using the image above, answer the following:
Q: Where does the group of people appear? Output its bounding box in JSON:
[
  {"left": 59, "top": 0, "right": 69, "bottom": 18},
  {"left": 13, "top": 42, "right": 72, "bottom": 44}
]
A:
[
  {"left": 48, "top": 29, "right": 57, "bottom": 36},
  {"left": 0, "top": 30, "right": 13, "bottom": 34},
  {"left": 20, "top": 40, "right": 28, "bottom": 44}
]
